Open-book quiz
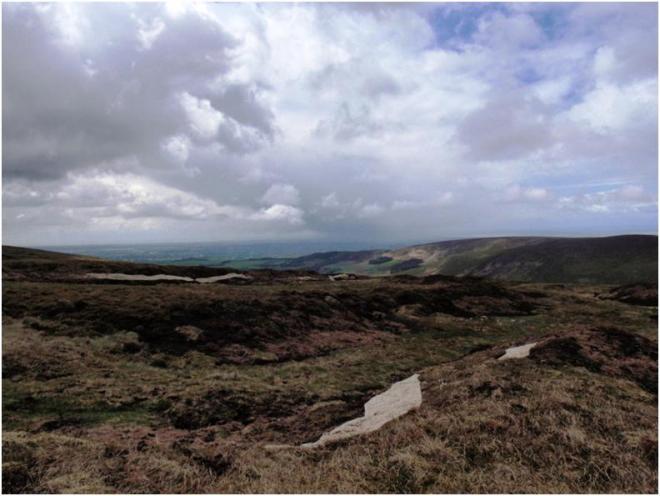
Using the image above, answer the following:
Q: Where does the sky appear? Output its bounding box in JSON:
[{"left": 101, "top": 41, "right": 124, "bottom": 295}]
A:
[{"left": 2, "top": 2, "right": 658, "bottom": 247}]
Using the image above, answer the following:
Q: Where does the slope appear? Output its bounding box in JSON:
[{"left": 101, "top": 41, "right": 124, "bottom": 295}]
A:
[
  {"left": 217, "top": 235, "right": 658, "bottom": 284},
  {"left": 2, "top": 246, "right": 657, "bottom": 493}
]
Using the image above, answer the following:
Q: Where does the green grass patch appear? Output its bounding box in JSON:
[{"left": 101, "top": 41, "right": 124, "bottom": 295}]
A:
[{"left": 3, "top": 383, "right": 157, "bottom": 430}]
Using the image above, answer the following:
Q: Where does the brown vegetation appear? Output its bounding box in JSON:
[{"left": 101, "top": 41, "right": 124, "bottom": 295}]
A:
[
  {"left": 2, "top": 247, "right": 657, "bottom": 493},
  {"left": 601, "top": 283, "right": 658, "bottom": 306}
]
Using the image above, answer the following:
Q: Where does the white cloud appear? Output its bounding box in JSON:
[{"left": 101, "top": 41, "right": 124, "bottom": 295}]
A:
[
  {"left": 557, "top": 185, "right": 657, "bottom": 214},
  {"left": 532, "top": 76, "right": 572, "bottom": 105},
  {"left": 618, "top": 185, "right": 647, "bottom": 201},
  {"left": 593, "top": 46, "right": 617, "bottom": 80},
  {"left": 320, "top": 192, "right": 340, "bottom": 208},
  {"left": 261, "top": 183, "right": 300, "bottom": 206},
  {"left": 524, "top": 187, "right": 549, "bottom": 201},
  {"left": 162, "top": 134, "right": 191, "bottom": 164},
  {"left": 503, "top": 185, "right": 551, "bottom": 203},
  {"left": 437, "top": 191, "right": 455, "bottom": 205},
  {"left": 251, "top": 204, "right": 304, "bottom": 225},
  {"left": 137, "top": 16, "right": 165, "bottom": 50},
  {"left": 568, "top": 78, "right": 657, "bottom": 133},
  {"left": 358, "top": 203, "right": 385, "bottom": 218},
  {"left": 39, "top": 3, "right": 88, "bottom": 47},
  {"left": 3, "top": 3, "right": 657, "bottom": 245},
  {"left": 179, "top": 92, "right": 225, "bottom": 141},
  {"left": 165, "top": 1, "right": 188, "bottom": 20},
  {"left": 57, "top": 172, "right": 222, "bottom": 220},
  {"left": 475, "top": 12, "right": 544, "bottom": 48}
]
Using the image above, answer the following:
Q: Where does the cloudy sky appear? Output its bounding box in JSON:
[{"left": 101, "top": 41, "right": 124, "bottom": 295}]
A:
[{"left": 3, "top": 2, "right": 658, "bottom": 247}]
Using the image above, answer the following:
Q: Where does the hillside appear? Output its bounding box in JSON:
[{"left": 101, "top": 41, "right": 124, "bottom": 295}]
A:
[
  {"left": 217, "top": 235, "right": 658, "bottom": 284},
  {"left": 2, "top": 246, "right": 657, "bottom": 493},
  {"left": 468, "top": 235, "right": 658, "bottom": 283}
]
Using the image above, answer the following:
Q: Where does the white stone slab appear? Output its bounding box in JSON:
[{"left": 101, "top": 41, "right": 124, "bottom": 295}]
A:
[
  {"left": 196, "top": 273, "right": 253, "bottom": 283},
  {"left": 86, "top": 273, "right": 193, "bottom": 282},
  {"left": 302, "top": 374, "right": 422, "bottom": 448},
  {"left": 498, "top": 342, "right": 537, "bottom": 360}
]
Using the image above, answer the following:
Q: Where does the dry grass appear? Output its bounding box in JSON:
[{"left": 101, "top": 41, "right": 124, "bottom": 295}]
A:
[
  {"left": 222, "top": 359, "right": 657, "bottom": 494},
  {"left": 3, "top": 430, "right": 218, "bottom": 493},
  {"left": 2, "top": 248, "right": 657, "bottom": 493},
  {"left": 4, "top": 335, "right": 657, "bottom": 493},
  {"left": 7, "top": 362, "right": 647, "bottom": 494}
]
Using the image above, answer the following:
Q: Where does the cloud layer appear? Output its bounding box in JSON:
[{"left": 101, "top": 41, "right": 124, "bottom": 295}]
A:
[{"left": 3, "top": 2, "right": 657, "bottom": 246}]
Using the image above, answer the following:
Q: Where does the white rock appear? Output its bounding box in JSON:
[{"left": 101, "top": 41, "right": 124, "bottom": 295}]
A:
[
  {"left": 86, "top": 273, "right": 193, "bottom": 282},
  {"left": 302, "top": 374, "right": 422, "bottom": 448},
  {"left": 196, "top": 273, "right": 253, "bottom": 283},
  {"left": 498, "top": 342, "right": 537, "bottom": 360}
]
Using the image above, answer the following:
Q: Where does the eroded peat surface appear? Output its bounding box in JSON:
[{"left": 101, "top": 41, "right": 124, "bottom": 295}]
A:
[{"left": 2, "top": 247, "right": 658, "bottom": 493}]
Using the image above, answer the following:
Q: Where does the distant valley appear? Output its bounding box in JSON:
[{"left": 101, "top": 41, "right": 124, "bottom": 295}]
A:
[{"left": 216, "top": 235, "right": 658, "bottom": 285}]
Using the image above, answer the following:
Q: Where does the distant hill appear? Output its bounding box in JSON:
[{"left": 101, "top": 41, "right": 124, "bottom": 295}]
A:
[{"left": 217, "top": 235, "right": 658, "bottom": 284}]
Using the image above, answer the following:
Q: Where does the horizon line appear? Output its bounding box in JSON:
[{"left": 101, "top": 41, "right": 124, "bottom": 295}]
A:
[{"left": 11, "top": 232, "right": 660, "bottom": 250}]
